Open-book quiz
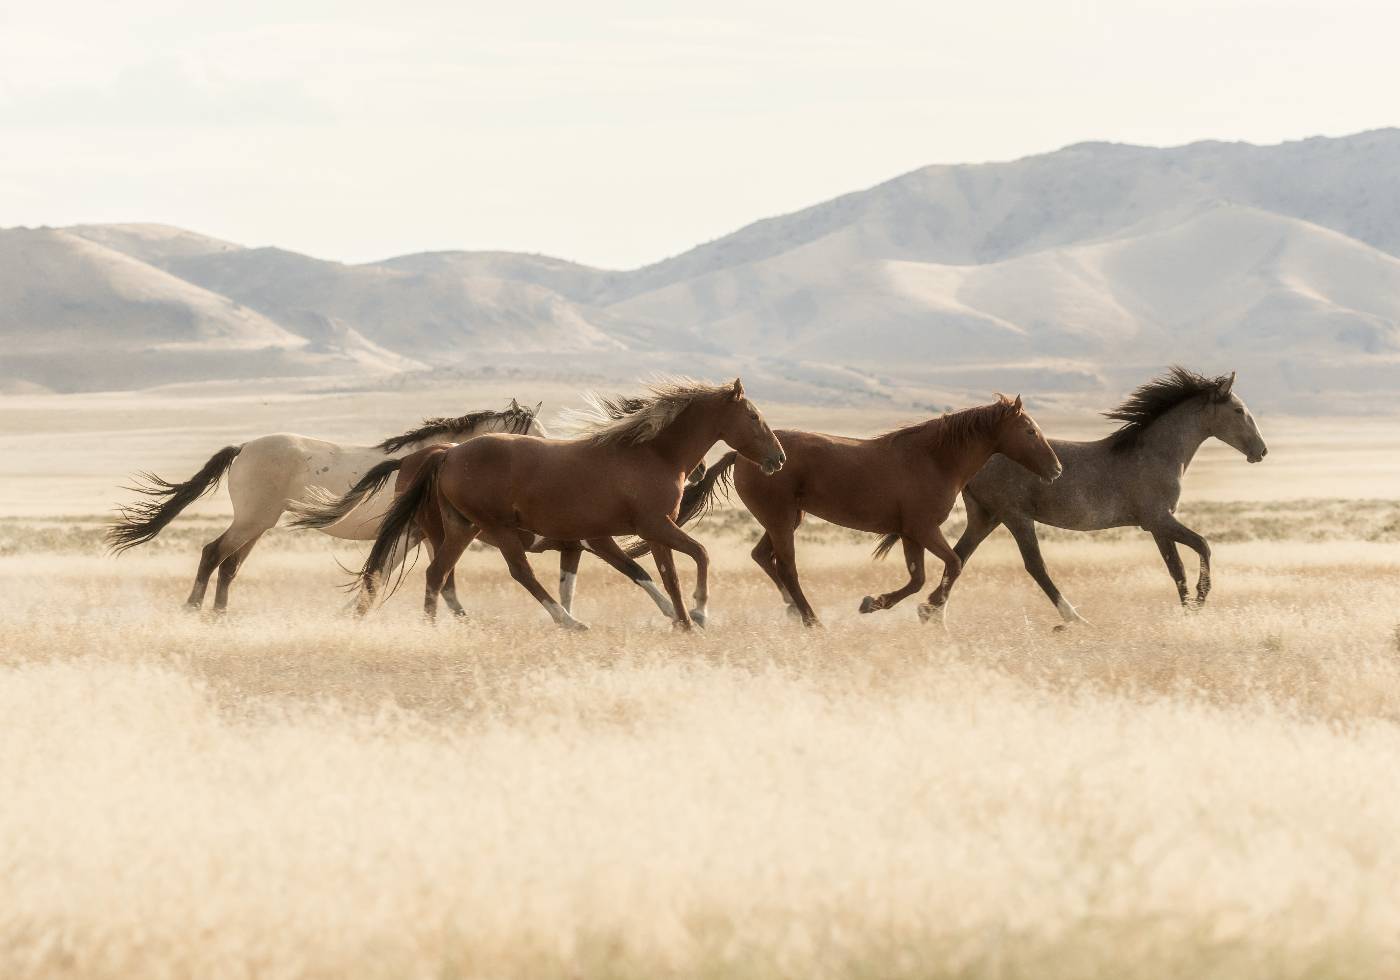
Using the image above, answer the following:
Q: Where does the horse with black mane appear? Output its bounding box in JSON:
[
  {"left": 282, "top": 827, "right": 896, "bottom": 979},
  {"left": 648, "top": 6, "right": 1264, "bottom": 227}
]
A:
[{"left": 870, "top": 367, "right": 1268, "bottom": 624}]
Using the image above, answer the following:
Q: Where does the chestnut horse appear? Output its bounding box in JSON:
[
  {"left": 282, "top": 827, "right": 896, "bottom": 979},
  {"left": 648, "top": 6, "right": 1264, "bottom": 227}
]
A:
[
  {"left": 657, "top": 395, "right": 1061, "bottom": 627},
  {"left": 288, "top": 444, "right": 707, "bottom": 621},
  {"left": 354, "top": 378, "right": 785, "bottom": 630}
]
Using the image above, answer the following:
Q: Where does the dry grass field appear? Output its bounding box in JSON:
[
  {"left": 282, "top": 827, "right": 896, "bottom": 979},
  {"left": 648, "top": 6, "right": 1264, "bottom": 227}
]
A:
[{"left": 4, "top": 385, "right": 1400, "bottom": 978}]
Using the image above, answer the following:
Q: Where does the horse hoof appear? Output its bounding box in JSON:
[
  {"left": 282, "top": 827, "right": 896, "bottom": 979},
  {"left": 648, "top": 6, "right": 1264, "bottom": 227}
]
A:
[
  {"left": 785, "top": 605, "right": 804, "bottom": 621},
  {"left": 1052, "top": 624, "right": 1069, "bottom": 634},
  {"left": 560, "top": 619, "right": 589, "bottom": 632},
  {"left": 183, "top": 602, "right": 202, "bottom": 614},
  {"left": 689, "top": 609, "right": 708, "bottom": 628},
  {"left": 917, "top": 603, "right": 944, "bottom": 626},
  {"left": 859, "top": 596, "right": 880, "bottom": 614}
]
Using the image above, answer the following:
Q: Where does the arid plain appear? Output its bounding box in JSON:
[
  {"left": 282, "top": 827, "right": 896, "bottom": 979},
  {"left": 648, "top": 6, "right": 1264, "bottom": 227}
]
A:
[{"left": 4, "top": 380, "right": 1400, "bottom": 979}]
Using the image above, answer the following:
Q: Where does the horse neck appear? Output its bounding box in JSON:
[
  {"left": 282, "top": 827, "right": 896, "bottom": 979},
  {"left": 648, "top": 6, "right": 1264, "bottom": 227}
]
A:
[
  {"left": 916, "top": 420, "right": 1000, "bottom": 486},
  {"left": 645, "top": 399, "right": 725, "bottom": 475},
  {"left": 1137, "top": 400, "right": 1212, "bottom": 473}
]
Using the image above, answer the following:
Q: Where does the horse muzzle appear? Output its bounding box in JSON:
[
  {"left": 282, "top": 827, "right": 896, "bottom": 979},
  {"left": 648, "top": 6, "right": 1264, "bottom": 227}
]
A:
[
  {"left": 1247, "top": 445, "right": 1268, "bottom": 464},
  {"left": 761, "top": 453, "right": 786, "bottom": 476},
  {"left": 1042, "top": 462, "right": 1064, "bottom": 484}
]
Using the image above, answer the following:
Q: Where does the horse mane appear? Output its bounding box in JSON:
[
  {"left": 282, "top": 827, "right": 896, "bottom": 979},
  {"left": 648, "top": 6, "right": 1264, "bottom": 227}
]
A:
[
  {"left": 1104, "top": 366, "right": 1232, "bottom": 453},
  {"left": 878, "top": 397, "right": 1020, "bottom": 452},
  {"left": 375, "top": 402, "right": 539, "bottom": 453},
  {"left": 560, "top": 377, "right": 732, "bottom": 447}
]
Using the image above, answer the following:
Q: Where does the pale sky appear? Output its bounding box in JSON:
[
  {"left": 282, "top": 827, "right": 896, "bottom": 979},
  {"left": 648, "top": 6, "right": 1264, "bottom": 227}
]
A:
[{"left": 2, "top": 0, "right": 1396, "bottom": 269}]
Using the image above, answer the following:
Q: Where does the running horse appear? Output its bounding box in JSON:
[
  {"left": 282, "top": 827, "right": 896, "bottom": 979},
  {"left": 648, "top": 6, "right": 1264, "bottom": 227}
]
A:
[
  {"left": 350, "top": 378, "right": 784, "bottom": 630},
  {"left": 655, "top": 395, "right": 1061, "bottom": 627},
  {"left": 869, "top": 367, "right": 1268, "bottom": 624},
  {"left": 107, "top": 401, "right": 556, "bottom": 614},
  {"left": 287, "top": 442, "right": 708, "bottom": 622}
]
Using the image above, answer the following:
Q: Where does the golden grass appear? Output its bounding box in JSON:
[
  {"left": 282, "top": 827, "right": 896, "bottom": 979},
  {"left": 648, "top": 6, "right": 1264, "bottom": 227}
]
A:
[{"left": 4, "top": 510, "right": 1400, "bottom": 978}]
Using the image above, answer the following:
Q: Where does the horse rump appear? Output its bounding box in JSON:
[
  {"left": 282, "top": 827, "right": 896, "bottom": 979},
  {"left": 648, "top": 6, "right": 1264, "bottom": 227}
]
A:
[{"left": 285, "top": 458, "right": 404, "bottom": 531}]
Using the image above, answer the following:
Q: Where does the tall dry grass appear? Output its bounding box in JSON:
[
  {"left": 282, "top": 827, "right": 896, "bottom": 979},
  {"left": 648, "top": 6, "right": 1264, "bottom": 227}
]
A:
[{"left": 4, "top": 514, "right": 1400, "bottom": 978}]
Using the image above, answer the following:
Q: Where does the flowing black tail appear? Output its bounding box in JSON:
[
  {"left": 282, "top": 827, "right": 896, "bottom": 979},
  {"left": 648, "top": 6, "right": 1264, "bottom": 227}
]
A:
[
  {"left": 285, "top": 458, "right": 403, "bottom": 531},
  {"left": 624, "top": 451, "right": 738, "bottom": 559},
  {"left": 357, "top": 451, "right": 446, "bottom": 598},
  {"left": 107, "top": 445, "right": 243, "bottom": 554},
  {"left": 872, "top": 533, "right": 901, "bottom": 560}
]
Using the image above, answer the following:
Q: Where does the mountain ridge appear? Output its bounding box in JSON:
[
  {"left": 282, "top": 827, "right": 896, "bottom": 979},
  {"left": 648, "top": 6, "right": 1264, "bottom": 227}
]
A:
[{"left": 4, "top": 128, "right": 1400, "bottom": 406}]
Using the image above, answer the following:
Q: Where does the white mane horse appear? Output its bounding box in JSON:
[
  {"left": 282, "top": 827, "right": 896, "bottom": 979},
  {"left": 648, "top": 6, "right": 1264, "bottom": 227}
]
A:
[{"left": 108, "top": 401, "right": 547, "bottom": 614}]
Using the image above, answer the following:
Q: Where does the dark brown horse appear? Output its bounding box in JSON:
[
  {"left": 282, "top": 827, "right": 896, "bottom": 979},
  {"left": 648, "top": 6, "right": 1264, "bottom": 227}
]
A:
[
  {"left": 352, "top": 378, "right": 784, "bottom": 630},
  {"left": 662, "top": 396, "right": 1061, "bottom": 627}
]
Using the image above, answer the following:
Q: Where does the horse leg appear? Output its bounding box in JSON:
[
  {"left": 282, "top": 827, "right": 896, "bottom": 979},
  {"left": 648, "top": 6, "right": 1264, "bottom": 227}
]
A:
[
  {"left": 441, "top": 568, "right": 469, "bottom": 619},
  {"left": 422, "top": 535, "right": 469, "bottom": 620},
  {"left": 768, "top": 521, "right": 819, "bottom": 628},
  {"left": 185, "top": 531, "right": 228, "bottom": 610},
  {"left": 751, "top": 532, "right": 802, "bottom": 620},
  {"left": 557, "top": 544, "right": 583, "bottom": 615},
  {"left": 1152, "top": 515, "right": 1213, "bottom": 606},
  {"left": 211, "top": 532, "right": 264, "bottom": 614},
  {"left": 635, "top": 517, "right": 710, "bottom": 626},
  {"left": 860, "top": 537, "right": 925, "bottom": 613},
  {"left": 481, "top": 528, "right": 587, "bottom": 630},
  {"left": 584, "top": 536, "right": 677, "bottom": 620},
  {"left": 424, "top": 510, "right": 477, "bottom": 623},
  {"left": 189, "top": 518, "right": 272, "bottom": 613},
  {"left": 954, "top": 494, "right": 1003, "bottom": 566},
  {"left": 1150, "top": 531, "right": 1191, "bottom": 607},
  {"left": 916, "top": 525, "right": 963, "bottom": 628},
  {"left": 1005, "top": 518, "right": 1087, "bottom": 626}
]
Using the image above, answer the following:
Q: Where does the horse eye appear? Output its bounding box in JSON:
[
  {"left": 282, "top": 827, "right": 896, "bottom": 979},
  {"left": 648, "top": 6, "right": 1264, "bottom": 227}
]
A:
[{"left": 1235, "top": 407, "right": 1244, "bottom": 415}]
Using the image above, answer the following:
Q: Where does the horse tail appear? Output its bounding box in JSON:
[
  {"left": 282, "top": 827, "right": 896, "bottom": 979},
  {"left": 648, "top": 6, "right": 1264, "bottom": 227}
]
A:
[
  {"left": 872, "top": 533, "right": 901, "bottom": 560},
  {"left": 107, "top": 445, "right": 243, "bottom": 554},
  {"left": 357, "top": 451, "right": 445, "bottom": 598},
  {"left": 624, "top": 451, "right": 738, "bottom": 559},
  {"left": 285, "top": 459, "right": 403, "bottom": 531}
]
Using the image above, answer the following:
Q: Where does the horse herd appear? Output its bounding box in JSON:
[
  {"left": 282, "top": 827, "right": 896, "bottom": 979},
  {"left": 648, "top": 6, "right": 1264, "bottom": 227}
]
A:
[{"left": 109, "top": 367, "right": 1268, "bottom": 631}]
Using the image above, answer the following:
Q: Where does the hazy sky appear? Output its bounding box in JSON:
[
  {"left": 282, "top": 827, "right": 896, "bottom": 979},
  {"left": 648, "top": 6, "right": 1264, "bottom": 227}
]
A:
[{"left": 2, "top": 0, "right": 1396, "bottom": 268}]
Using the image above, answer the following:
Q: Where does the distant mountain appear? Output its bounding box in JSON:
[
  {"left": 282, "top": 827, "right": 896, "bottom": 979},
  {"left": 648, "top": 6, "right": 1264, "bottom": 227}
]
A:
[{"left": 4, "top": 129, "right": 1400, "bottom": 404}]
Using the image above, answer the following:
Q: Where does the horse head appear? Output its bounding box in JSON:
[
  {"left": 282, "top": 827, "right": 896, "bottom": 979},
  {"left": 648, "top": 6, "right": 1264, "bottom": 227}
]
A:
[{"left": 993, "top": 395, "right": 1062, "bottom": 483}]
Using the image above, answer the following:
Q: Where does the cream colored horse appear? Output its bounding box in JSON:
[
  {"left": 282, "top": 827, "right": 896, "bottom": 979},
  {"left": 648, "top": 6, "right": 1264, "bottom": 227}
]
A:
[{"left": 109, "top": 401, "right": 544, "bottom": 613}]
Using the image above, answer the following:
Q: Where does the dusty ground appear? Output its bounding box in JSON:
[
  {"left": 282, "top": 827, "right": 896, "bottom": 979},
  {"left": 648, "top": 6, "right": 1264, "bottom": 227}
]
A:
[{"left": 3, "top": 384, "right": 1400, "bottom": 978}]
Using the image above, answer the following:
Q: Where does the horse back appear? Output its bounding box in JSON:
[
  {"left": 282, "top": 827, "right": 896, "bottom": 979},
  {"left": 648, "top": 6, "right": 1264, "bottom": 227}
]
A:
[{"left": 966, "top": 437, "right": 1165, "bottom": 531}]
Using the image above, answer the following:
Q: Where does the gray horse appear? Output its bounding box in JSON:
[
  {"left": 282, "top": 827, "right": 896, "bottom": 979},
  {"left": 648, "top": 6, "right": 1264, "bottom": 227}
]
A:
[{"left": 864, "top": 368, "right": 1268, "bottom": 624}]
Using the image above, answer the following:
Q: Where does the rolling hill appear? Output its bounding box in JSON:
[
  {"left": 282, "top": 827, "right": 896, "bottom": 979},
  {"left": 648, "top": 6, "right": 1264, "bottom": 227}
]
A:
[{"left": 4, "top": 129, "right": 1400, "bottom": 406}]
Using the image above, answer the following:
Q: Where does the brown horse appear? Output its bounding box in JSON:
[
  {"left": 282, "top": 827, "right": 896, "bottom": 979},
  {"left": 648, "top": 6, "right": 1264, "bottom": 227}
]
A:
[
  {"left": 289, "top": 444, "right": 704, "bottom": 621},
  {"left": 354, "top": 378, "right": 785, "bottom": 630},
  {"left": 663, "top": 396, "right": 1061, "bottom": 627}
]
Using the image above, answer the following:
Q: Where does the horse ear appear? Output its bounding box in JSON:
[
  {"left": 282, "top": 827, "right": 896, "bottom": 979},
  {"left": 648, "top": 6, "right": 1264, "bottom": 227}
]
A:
[
  {"left": 1013, "top": 394, "right": 1024, "bottom": 411},
  {"left": 731, "top": 378, "right": 745, "bottom": 400},
  {"left": 1217, "top": 372, "right": 1236, "bottom": 399},
  {"left": 509, "top": 398, "right": 521, "bottom": 411},
  {"left": 533, "top": 401, "right": 542, "bottom": 415}
]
